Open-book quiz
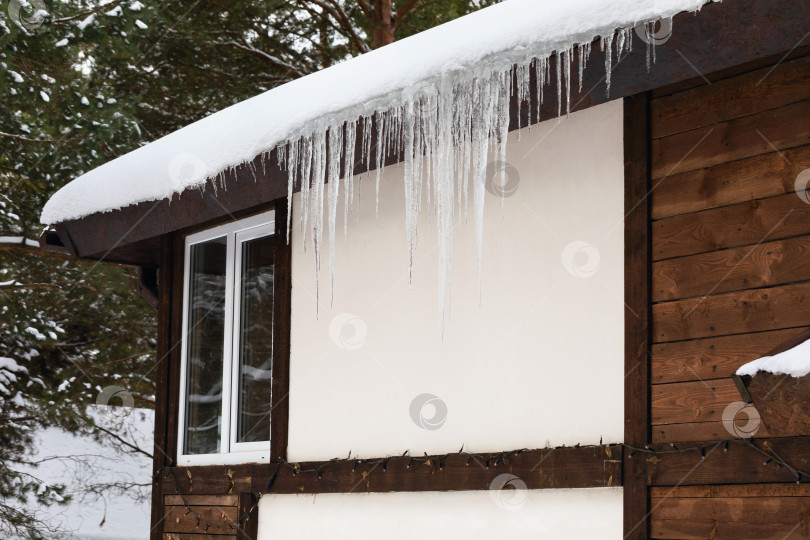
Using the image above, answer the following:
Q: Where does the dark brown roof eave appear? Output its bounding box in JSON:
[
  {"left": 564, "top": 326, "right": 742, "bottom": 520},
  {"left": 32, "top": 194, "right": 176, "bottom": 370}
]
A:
[{"left": 48, "top": 0, "right": 810, "bottom": 267}]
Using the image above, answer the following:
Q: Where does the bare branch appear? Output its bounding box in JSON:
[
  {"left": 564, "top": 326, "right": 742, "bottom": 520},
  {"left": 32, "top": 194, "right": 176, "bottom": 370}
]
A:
[
  {"left": 301, "top": 0, "right": 371, "bottom": 54},
  {"left": 0, "top": 131, "right": 56, "bottom": 143},
  {"left": 91, "top": 424, "right": 153, "bottom": 460}
]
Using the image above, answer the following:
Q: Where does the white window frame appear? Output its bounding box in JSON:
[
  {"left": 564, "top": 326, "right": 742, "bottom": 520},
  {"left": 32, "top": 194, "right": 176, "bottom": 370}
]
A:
[{"left": 177, "top": 210, "right": 275, "bottom": 466}]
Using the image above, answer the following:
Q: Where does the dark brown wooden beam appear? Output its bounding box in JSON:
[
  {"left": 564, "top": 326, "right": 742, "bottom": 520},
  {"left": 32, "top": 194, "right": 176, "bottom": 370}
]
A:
[
  {"left": 57, "top": 0, "right": 810, "bottom": 266},
  {"left": 160, "top": 445, "right": 622, "bottom": 496},
  {"left": 151, "top": 235, "right": 175, "bottom": 540},
  {"left": 624, "top": 92, "right": 652, "bottom": 540}
]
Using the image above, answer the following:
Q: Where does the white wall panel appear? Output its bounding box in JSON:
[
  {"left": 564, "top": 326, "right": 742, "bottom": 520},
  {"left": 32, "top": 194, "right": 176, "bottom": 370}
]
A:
[
  {"left": 257, "top": 487, "right": 623, "bottom": 539},
  {"left": 288, "top": 99, "right": 625, "bottom": 461}
]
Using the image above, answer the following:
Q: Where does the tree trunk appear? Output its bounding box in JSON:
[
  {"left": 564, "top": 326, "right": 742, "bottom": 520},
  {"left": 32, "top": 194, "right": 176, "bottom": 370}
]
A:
[{"left": 371, "top": 0, "right": 395, "bottom": 48}]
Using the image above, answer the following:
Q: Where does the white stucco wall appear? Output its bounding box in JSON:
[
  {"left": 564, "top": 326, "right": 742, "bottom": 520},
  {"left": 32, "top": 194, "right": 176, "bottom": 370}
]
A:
[
  {"left": 287, "top": 99, "right": 625, "bottom": 462},
  {"left": 257, "top": 487, "right": 623, "bottom": 539}
]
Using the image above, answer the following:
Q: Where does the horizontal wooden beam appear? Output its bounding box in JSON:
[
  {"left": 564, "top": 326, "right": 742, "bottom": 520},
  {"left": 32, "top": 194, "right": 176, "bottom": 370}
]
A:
[
  {"left": 58, "top": 0, "right": 810, "bottom": 266},
  {"left": 160, "top": 445, "right": 622, "bottom": 496}
]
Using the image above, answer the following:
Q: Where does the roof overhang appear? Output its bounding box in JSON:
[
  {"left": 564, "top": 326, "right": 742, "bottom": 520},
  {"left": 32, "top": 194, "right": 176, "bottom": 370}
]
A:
[{"left": 40, "top": 0, "right": 810, "bottom": 266}]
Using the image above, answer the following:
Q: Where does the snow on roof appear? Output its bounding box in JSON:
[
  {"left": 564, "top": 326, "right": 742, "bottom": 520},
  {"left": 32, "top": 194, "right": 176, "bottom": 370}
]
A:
[
  {"left": 737, "top": 338, "right": 810, "bottom": 379},
  {"left": 41, "top": 0, "right": 715, "bottom": 226}
]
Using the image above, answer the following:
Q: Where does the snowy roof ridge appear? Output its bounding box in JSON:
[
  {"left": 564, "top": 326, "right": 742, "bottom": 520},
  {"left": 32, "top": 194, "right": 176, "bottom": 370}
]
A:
[{"left": 41, "top": 0, "right": 715, "bottom": 226}]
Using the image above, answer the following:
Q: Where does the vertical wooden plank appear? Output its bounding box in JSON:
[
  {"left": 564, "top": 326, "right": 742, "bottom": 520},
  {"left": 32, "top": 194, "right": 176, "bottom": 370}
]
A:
[
  {"left": 624, "top": 92, "right": 652, "bottom": 540},
  {"left": 237, "top": 492, "right": 259, "bottom": 540},
  {"left": 271, "top": 201, "right": 291, "bottom": 463},
  {"left": 151, "top": 234, "right": 174, "bottom": 540}
]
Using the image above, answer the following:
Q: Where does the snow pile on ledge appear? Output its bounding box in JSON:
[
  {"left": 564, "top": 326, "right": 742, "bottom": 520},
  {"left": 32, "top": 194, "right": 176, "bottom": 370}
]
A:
[
  {"left": 737, "top": 339, "right": 810, "bottom": 379},
  {"left": 41, "top": 0, "right": 715, "bottom": 226}
]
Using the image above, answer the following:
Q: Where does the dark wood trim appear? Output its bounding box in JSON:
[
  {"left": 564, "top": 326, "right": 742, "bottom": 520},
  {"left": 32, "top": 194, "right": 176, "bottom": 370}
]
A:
[
  {"left": 237, "top": 493, "right": 259, "bottom": 540},
  {"left": 150, "top": 235, "right": 174, "bottom": 540},
  {"left": 623, "top": 92, "right": 652, "bottom": 540},
  {"left": 161, "top": 445, "right": 623, "bottom": 496},
  {"left": 56, "top": 0, "right": 810, "bottom": 266},
  {"left": 270, "top": 202, "right": 291, "bottom": 463}
]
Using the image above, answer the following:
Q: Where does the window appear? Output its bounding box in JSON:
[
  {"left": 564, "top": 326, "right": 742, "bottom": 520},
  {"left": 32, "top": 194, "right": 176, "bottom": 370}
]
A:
[{"left": 178, "top": 210, "right": 281, "bottom": 465}]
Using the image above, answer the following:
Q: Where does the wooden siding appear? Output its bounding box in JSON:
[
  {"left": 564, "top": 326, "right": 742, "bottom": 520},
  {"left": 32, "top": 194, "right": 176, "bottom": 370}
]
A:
[{"left": 649, "top": 53, "right": 810, "bottom": 538}]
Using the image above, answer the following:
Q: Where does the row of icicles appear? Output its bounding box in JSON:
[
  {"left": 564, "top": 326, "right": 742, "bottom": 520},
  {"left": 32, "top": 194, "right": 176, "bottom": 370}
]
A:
[{"left": 262, "top": 21, "right": 664, "bottom": 330}]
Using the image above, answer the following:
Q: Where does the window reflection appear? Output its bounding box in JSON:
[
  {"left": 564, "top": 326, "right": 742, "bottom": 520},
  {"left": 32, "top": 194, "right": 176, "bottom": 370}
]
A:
[
  {"left": 184, "top": 237, "right": 227, "bottom": 455},
  {"left": 236, "top": 235, "right": 274, "bottom": 443}
]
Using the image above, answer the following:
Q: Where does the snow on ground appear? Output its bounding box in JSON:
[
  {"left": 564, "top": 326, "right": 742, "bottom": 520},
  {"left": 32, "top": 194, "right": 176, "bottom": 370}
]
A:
[
  {"left": 737, "top": 339, "right": 810, "bottom": 378},
  {"left": 41, "top": 0, "right": 716, "bottom": 225},
  {"left": 14, "top": 407, "right": 153, "bottom": 540}
]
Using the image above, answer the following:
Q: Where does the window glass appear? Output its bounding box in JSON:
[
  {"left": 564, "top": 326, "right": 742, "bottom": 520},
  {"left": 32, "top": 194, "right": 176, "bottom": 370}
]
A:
[
  {"left": 184, "top": 237, "right": 227, "bottom": 455},
  {"left": 236, "top": 235, "right": 275, "bottom": 443}
]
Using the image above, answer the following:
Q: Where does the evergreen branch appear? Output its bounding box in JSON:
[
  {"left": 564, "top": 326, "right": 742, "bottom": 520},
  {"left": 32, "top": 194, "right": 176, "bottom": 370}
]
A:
[
  {"left": 0, "top": 131, "right": 56, "bottom": 143},
  {"left": 394, "top": 0, "right": 420, "bottom": 30},
  {"left": 218, "top": 35, "right": 308, "bottom": 78},
  {"left": 51, "top": 0, "right": 124, "bottom": 24}
]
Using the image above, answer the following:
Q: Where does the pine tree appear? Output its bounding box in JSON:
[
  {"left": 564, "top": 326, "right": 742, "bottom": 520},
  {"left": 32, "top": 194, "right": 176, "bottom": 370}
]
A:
[{"left": 1, "top": 1, "right": 496, "bottom": 536}]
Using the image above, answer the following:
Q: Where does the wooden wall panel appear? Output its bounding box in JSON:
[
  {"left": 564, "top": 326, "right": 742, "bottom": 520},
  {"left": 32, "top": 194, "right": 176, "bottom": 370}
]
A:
[
  {"left": 653, "top": 192, "right": 810, "bottom": 261},
  {"left": 651, "top": 55, "right": 810, "bottom": 139},
  {"left": 653, "top": 236, "right": 810, "bottom": 302},
  {"left": 651, "top": 328, "right": 804, "bottom": 384},
  {"left": 651, "top": 98, "right": 810, "bottom": 179},
  {"left": 650, "top": 145, "right": 810, "bottom": 220},
  {"left": 648, "top": 49, "right": 810, "bottom": 452}
]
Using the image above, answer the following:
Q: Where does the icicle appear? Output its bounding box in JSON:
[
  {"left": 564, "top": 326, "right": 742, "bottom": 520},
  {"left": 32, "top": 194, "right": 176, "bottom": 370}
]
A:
[
  {"left": 578, "top": 42, "right": 591, "bottom": 93},
  {"left": 555, "top": 51, "right": 562, "bottom": 119},
  {"left": 563, "top": 48, "right": 572, "bottom": 117},
  {"left": 310, "top": 130, "right": 327, "bottom": 314},
  {"left": 343, "top": 120, "right": 357, "bottom": 245},
  {"left": 285, "top": 140, "right": 299, "bottom": 244},
  {"left": 403, "top": 98, "right": 417, "bottom": 288},
  {"left": 299, "top": 135, "right": 313, "bottom": 251},
  {"left": 326, "top": 125, "right": 342, "bottom": 306},
  {"left": 602, "top": 32, "right": 614, "bottom": 98},
  {"left": 374, "top": 110, "right": 386, "bottom": 217}
]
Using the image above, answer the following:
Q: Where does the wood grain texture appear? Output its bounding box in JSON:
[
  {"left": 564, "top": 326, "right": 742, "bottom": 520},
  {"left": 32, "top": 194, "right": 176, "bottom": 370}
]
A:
[
  {"left": 164, "top": 495, "right": 238, "bottom": 507},
  {"left": 651, "top": 328, "right": 806, "bottom": 384},
  {"left": 652, "top": 379, "right": 740, "bottom": 425},
  {"left": 651, "top": 98, "right": 810, "bottom": 179},
  {"left": 653, "top": 191, "right": 810, "bottom": 262},
  {"left": 653, "top": 420, "right": 770, "bottom": 444},
  {"left": 652, "top": 483, "right": 810, "bottom": 498},
  {"left": 651, "top": 496, "right": 810, "bottom": 539},
  {"left": 653, "top": 235, "right": 810, "bottom": 302},
  {"left": 647, "top": 437, "right": 810, "bottom": 486},
  {"left": 745, "top": 371, "right": 810, "bottom": 438},
  {"left": 163, "top": 505, "right": 238, "bottom": 534},
  {"left": 164, "top": 535, "right": 237, "bottom": 540},
  {"left": 160, "top": 446, "right": 622, "bottom": 496},
  {"left": 651, "top": 55, "right": 810, "bottom": 139},
  {"left": 650, "top": 145, "right": 810, "bottom": 220},
  {"left": 652, "top": 282, "right": 810, "bottom": 343}
]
